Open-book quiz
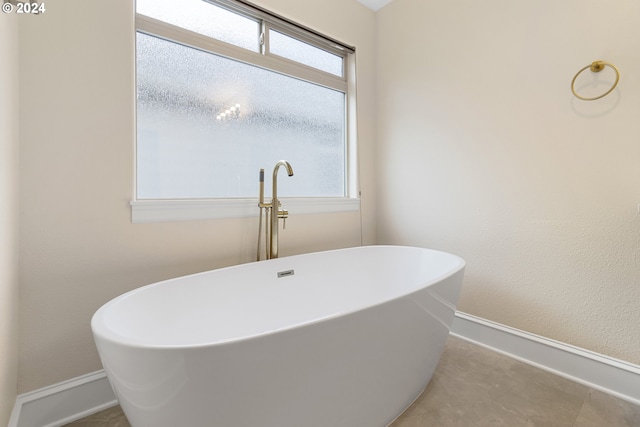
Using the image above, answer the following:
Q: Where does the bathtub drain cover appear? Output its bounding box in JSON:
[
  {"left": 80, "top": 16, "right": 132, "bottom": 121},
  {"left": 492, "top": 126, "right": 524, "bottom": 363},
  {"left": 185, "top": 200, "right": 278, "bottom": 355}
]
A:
[{"left": 277, "top": 269, "right": 295, "bottom": 278}]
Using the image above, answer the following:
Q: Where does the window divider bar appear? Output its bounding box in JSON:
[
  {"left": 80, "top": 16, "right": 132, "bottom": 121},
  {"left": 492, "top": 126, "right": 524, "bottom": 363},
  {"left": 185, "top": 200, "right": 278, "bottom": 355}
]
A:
[{"left": 260, "top": 21, "right": 268, "bottom": 55}]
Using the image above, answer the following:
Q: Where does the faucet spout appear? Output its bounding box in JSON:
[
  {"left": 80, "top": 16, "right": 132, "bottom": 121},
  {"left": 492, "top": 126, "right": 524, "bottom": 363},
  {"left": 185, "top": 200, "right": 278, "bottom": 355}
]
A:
[
  {"left": 270, "top": 160, "right": 294, "bottom": 259},
  {"left": 274, "top": 160, "right": 294, "bottom": 178}
]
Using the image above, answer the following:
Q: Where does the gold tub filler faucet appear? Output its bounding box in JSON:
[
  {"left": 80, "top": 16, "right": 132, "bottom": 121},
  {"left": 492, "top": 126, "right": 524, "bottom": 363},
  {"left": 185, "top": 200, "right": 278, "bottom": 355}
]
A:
[{"left": 257, "top": 160, "right": 294, "bottom": 260}]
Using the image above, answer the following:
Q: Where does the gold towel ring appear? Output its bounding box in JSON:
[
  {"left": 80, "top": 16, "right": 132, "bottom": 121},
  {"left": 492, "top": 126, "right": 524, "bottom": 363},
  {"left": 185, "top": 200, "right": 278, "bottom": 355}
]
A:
[{"left": 571, "top": 61, "right": 620, "bottom": 101}]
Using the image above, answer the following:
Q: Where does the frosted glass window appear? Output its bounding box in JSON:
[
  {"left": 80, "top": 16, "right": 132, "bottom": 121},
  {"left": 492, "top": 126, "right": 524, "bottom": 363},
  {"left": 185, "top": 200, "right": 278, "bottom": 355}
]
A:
[
  {"left": 136, "top": 0, "right": 259, "bottom": 52},
  {"left": 269, "top": 30, "right": 343, "bottom": 77},
  {"left": 136, "top": 34, "right": 345, "bottom": 199}
]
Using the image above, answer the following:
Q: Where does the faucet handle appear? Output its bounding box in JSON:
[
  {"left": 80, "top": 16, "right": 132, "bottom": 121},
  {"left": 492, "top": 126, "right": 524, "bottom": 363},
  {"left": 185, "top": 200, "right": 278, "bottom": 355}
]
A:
[{"left": 278, "top": 209, "right": 289, "bottom": 229}]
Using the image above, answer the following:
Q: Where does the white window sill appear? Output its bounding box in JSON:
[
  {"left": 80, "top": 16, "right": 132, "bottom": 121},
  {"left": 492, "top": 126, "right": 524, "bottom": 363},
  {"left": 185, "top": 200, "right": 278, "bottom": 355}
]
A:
[{"left": 130, "top": 197, "right": 360, "bottom": 223}]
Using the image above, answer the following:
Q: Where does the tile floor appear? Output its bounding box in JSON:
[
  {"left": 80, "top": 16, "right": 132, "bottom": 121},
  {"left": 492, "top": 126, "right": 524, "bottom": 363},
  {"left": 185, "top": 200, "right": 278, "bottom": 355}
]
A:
[{"left": 65, "top": 336, "right": 640, "bottom": 427}]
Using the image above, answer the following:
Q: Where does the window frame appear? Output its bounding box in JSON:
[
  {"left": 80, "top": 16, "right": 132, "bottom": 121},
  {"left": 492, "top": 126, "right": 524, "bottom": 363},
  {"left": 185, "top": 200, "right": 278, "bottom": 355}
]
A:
[{"left": 131, "top": 0, "right": 359, "bottom": 223}]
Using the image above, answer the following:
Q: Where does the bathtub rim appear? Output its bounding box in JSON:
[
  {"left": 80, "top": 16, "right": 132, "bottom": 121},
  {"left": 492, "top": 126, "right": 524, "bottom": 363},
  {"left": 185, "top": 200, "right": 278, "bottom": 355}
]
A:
[{"left": 91, "top": 244, "right": 465, "bottom": 350}]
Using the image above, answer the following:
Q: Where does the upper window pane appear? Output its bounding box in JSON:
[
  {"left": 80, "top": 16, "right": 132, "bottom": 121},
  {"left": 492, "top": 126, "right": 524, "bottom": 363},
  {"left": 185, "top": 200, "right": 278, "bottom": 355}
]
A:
[
  {"left": 269, "top": 30, "right": 343, "bottom": 77},
  {"left": 136, "top": 0, "right": 260, "bottom": 52}
]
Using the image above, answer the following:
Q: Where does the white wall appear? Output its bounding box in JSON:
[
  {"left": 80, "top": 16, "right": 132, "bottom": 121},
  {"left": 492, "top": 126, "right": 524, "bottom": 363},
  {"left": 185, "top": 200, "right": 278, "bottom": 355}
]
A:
[
  {"left": 376, "top": 0, "right": 640, "bottom": 364},
  {"left": 18, "top": 0, "right": 376, "bottom": 392},
  {"left": 0, "top": 11, "right": 20, "bottom": 426}
]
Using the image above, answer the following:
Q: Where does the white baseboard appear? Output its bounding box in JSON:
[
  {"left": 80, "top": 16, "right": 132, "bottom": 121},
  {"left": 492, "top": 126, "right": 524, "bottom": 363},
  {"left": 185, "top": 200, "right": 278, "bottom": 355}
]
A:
[
  {"left": 451, "top": 311, "right": 640, "bottom": 406},
  {"left": 9, "top": 371, "right": 117, "bottom": 427},
  {"left": 9, "top": 312, "right": 640, "bottom": 426}
]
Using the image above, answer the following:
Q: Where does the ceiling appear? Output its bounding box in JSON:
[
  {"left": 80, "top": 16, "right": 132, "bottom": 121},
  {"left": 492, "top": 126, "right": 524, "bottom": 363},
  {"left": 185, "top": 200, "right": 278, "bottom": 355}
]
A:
[{"left": 356, "top": 0, "right": 393, "bottom": 11}]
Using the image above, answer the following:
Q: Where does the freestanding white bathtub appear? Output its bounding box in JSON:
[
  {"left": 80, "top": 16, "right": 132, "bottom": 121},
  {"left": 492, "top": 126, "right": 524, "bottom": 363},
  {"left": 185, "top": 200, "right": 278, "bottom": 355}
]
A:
[{"left": 92, "top": 245, "right": 465, "bottom": 427}]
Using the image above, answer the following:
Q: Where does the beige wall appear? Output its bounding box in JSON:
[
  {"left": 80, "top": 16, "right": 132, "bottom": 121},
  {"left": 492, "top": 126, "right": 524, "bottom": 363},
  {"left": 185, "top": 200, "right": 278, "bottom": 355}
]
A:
[
  {"left": 18, "top": 0, "right": 376, "bottom": 392},
  {"left": 376, "top": 0, "right": 640, "bottom": 364},
  {"left": 0, "top": 11, "right": 20, "bottom": 425}
]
